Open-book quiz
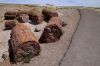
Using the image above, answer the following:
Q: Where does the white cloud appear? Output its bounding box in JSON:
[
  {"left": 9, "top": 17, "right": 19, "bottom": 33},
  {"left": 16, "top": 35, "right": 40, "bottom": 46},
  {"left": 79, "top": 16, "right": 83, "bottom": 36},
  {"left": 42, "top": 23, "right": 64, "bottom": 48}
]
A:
[{"left": 0, "top": 0, "right": 100, "bottom": 7}]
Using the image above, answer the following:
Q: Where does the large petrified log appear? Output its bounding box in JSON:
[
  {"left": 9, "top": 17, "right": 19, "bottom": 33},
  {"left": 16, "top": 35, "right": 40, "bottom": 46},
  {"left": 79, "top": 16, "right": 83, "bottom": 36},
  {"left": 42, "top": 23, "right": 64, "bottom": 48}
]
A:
[
  {"left": 42, "top": 9, "right": 58, "bottom": 22},
  {"left": 16, "top": 14, "right": 29, "bottom": 23},
  {"left": 39, "top": 17, "right": 62, "bottom": 43},
  {"left": 9, "top": 23, "right": 40, "bottom": 63},
  {"left": 4, "top": 11, "right": 17, "bottom": 20},
  {"left": 5, "top": 20, "right": 16, "bottom": 29}
]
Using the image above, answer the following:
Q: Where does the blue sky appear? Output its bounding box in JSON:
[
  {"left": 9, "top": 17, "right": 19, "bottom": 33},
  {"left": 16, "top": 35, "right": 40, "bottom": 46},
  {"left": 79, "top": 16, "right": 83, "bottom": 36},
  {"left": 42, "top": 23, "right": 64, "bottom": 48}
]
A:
[{"left": 0, "top": 0, "right": 100, "bottom": 7}]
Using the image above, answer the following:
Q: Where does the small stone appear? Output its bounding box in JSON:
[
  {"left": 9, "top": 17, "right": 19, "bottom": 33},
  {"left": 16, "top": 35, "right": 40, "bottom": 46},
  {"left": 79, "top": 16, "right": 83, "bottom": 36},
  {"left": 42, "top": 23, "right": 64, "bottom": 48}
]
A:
[{"left": 61, "top": 21, "right": 67, "bottom": 27}]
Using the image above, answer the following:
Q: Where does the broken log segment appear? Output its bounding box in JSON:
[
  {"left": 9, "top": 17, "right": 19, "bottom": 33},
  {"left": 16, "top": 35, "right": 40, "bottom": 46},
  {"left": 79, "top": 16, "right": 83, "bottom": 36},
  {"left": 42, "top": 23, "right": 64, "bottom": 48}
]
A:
[
  {"left": 42, "top": 9, "right": 58, "bottom": 22},
  {"left": 17, "top": 9, "right": 44, "bottom": 24},
  {"left": 4, "top": 10, "right": 44, "bottom": 24},
  {"left": 4, "top": 11, "right": 29, "bottom": 20},
  {"left": 16, "top": 14, "right": 29, "bottom": 23},
  {"left": 39, "top": 17, "right": 62, "bottom": 43},
  {"left": 4, "top": 11, "right": 17, "bottom": 20},
  {"left": 10, "top": 23, "right": 40, "bottom": 63},
  {"left": 30, "top": 12, "right": 44, "bottom": 24},
  {"left": 5, "top": 20, "right": 17, "bottom": 30}
]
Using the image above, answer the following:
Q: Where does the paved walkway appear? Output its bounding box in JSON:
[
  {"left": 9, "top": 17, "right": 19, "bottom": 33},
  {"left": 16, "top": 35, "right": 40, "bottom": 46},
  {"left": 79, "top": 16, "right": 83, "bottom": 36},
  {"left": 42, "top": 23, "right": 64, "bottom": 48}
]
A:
[{"left": 60, "top": 9, "right": 100, "bottom": 66}]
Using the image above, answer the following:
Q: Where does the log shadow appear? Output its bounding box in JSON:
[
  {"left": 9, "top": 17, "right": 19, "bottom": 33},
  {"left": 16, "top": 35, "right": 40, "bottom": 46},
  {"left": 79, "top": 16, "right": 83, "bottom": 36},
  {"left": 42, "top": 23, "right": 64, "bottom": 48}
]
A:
[
  {"left": 8, "top": 39, "right": 15, "bottom": 63},
  {"left": 28, "top": 20, "right": 38, "bottom": 25},
  {"left": 3, "top": 28, "right": 11, "bottom": 31}
]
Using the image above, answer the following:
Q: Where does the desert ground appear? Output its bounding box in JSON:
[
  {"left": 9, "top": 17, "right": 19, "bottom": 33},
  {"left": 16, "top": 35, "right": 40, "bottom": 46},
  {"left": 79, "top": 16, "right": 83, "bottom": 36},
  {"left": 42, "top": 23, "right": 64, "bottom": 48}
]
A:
[{"left": 0, "top": 4, "right": 100, "bottom": 66}]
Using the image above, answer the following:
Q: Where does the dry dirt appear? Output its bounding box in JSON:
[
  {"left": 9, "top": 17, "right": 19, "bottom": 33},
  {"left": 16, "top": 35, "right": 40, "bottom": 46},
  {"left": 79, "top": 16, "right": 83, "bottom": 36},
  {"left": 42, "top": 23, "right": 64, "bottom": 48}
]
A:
[{"left": 0, "top": 4, "right": 80, "bottom": 66}]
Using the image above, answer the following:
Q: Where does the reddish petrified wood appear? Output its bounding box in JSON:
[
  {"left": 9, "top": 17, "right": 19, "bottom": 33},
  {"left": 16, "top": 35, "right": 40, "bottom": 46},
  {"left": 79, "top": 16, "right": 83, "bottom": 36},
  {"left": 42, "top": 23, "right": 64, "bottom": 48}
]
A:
[
  {"left": 9, "top": 23, "right": 40, "bottom": 63},
  {"left": 39, "top": 17, "right": 62, "bottom": 43},
  {"left": 42, "top": 9, "right": 58, "bottom": 22},
  {"left": 4, "top": 11, "right": 17, "bottom": 20},
  {"left": 5, "top": 20, "right": 16, "bottom": 29},
  {"left": 16, "top": 14, "right": 29, "bottom": 23}
]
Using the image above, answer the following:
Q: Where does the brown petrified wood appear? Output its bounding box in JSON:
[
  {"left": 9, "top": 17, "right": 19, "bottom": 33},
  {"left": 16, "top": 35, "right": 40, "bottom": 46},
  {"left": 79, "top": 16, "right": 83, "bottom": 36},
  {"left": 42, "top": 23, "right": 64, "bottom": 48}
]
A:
[
  {"left": 42, "top": 9, "right": 58, "bottom": 22},
  {"left": 29, "top": 12, "right": 44, "bottom": 24},
  {"left": 9, "top": 23, "right": 40, "bottom": 63},
  {"left": 5, "top": 20, "right": 16, "bottom": 29},
  {"left": 17, "top": 9, "right": 44, "bottom": 24},
  {"left": 16, "top": 14, "right": 29, "bottom": 23},
  {"left": 39, "top": 16, "right": 62, "bottom": 43},
  {"left": 4, "top": 11, "right": 17, "bottom": 20}
]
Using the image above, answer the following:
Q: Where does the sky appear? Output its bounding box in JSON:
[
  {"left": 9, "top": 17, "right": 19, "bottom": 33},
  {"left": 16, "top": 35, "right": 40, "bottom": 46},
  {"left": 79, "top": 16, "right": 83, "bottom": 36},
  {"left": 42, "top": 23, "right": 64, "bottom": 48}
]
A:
[{"left": 0, "top": 0, "right": 100, "bottom": 7}]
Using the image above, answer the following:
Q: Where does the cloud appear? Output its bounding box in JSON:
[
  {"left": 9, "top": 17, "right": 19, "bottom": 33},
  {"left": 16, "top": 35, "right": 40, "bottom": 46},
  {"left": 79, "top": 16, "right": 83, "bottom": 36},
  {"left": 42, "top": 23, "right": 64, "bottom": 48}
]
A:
[
  {"left": 74, "top": 0, "right": 100, "bottom": 7},
  {"left": 0, "top": 0, "right": 100, "bottom": 7}
]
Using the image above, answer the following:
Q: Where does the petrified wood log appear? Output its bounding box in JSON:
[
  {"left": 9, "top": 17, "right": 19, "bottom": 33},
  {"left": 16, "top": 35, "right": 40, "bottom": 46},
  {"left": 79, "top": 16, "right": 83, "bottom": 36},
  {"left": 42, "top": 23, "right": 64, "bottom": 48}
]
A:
[
  {"left": 4, "top": 11, "right": 17, "bottom": 20},
  {"left": 29, "top": 12, "right": 44, "bottom": 24},
  {"left": 16, "top": 9, "right": 44, "bottom": 24},
  {"left": 39, "top": 17, "right": 62, "bottom": 43},
  {"left": 9, "top": 23, "right": 40, "bottom": 63},
  {"left": 16, "top": 14, "right": 29, "bottom": 23},
  {"left": 5, "top": 20, "right": 16, "bottom": 29},
  {"left": 42, "top": 9, "right": 58, "bottom": 22}
]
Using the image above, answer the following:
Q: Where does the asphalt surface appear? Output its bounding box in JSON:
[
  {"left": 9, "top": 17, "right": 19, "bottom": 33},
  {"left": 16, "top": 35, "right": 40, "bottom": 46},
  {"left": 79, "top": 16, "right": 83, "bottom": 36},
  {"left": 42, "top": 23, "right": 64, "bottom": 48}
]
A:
[{"left": 60, "top": 9, "right": 100, "bottom": 66}]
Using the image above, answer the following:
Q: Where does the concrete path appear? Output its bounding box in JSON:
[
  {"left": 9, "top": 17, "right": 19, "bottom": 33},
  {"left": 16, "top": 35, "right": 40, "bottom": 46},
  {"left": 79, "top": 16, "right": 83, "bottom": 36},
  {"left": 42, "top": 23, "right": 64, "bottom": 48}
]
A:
[{"left": 60, "top": 9, "right": 100, "bottom": 66}]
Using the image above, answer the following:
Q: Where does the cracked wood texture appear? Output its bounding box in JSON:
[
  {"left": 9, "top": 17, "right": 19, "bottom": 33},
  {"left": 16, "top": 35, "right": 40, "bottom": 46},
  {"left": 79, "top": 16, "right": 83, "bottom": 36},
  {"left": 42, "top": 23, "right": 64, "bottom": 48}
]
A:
[
  {"left": 9, "top": 23, "right": 40, "bottom": 63},
  {"left": 39, "top": 16, "right": 62, "bottom": 43}
]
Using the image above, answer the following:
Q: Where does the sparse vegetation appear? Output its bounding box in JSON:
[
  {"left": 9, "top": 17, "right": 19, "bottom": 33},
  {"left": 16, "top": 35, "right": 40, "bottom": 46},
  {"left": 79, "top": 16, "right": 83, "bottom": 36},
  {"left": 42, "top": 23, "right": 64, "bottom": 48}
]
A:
[
  {"left": 24, "top": 4, "right": 35, "bottom": 7},
  {"left": 43, "top": 6, "right": 58, "bottom": 11}
]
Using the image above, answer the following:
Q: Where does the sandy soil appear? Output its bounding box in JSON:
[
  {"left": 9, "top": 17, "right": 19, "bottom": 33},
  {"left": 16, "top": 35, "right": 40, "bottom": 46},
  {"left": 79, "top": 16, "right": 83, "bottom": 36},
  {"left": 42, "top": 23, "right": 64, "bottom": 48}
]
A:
[{"left": 0, "top": 4, "right": 80, "bottom": 66}]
